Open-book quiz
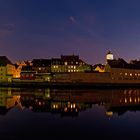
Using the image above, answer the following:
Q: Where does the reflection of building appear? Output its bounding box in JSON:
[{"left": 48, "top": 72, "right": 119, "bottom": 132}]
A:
[
  {"left": 105, "top": 58, "right": 140, "bottom": 83},
  {"left": 0, "top": 87, "right": 139, "bottom": 117},
  {"left": 105, "top": 89, "right": 140, "bottom": 116},
  {"left": 0, "top": 88, "right": 20, "bottom": 115},
  {"left": 20, "top": 88, "right": 92, "bottom": 117}
]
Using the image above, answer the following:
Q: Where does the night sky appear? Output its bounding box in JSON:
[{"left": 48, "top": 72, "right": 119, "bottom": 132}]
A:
[{"left": 0, "top": 0, "right": 140, "bottom": 64}]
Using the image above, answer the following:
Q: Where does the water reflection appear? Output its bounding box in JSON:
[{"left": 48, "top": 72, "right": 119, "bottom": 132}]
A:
[{"left": 1, "top": 88, "right": 140, "bottom": 117}]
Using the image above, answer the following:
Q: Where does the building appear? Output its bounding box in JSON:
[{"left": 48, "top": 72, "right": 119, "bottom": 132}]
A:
[
  {"left": 20, "top": 65, "right": 36, "bottom": 80},
  {"left": 51, "top": 58, "right": 63, "bottom": 72},
  {"left": 0, "top": 56, "right": 16, "bottom": 82},
  {"left": 93, "top": 64, "right": 105, "bottom": 72},
  {"left": 105, "top": 58, "right": 140, "bottom": 82},
  {"left": 106, "top": 51, "right": 114, "bottom": 62},
  {"left": 51, "top": 55, "right": 92, "bottom": 73},
  {"left": 32, "top": 59, "right": 51, "bottom": 73}
]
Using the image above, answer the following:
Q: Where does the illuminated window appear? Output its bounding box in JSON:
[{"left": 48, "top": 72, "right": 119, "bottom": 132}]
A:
[
  {"left": 74, "top": 66, "right": 76, "bottom": 69},
  {"left": 125, "top": 73, "right": 127, "bottom": 76},
  {"left": 71, "top": 70, "right": 73, "bottom": 72},
  {"left": 130, "top": 73, "right": 132, "bottom": 76},
  {"left": 76, "top": 62, "right": 78, "bottom": 64},
  {"left": 138, "top": 74, "right": 140, "bottom": 76},
  {"left": 39, "top": 67, "right": 41, "bottom": 70},
  {"left": 71, "top": 66, "right": 73, "bottom": 68},
  {"left": 64, "top": 62, "right": 68, "bottom": 65},
  {"left": 135, "top": 73, "right": 137, "bottom": 76},
  {"left": 68, "top": 70, "right": 70, "bottom": 72}
]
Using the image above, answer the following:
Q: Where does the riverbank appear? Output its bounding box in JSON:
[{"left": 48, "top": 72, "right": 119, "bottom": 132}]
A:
[{"left": 0, "top": 81, "right": 140, "bottom": 89}]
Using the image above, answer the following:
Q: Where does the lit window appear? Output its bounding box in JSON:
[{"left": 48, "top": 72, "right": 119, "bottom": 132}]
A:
[
  {"left": 130, "top": 73, "right": 132, "bottom": 76},
  {"left": 39, "top": 67, "right": 41, "bottom": 70},
  {"left": 68, "top": 70, "right": 70, "bottom": 72},
  {"left": 135, "top": 73, "right": 137, "bottom": 76},
  {"left": 71, "top": 70, "right": 73, "bottom": 72},
  {"left": 76, "top": 62, "right": 78, "bottom": 64},
  {"left": 74, "top": 66, "right": 76, "bottom": 69},
  {"left": 71, "top": 66, "right": 73, "bottom": 68},
  {"left": 64, "top": 62, "right": 68, "bottom": 65},
  {"left": 125, "top": 73, "right": 127, "bottom": 76}
]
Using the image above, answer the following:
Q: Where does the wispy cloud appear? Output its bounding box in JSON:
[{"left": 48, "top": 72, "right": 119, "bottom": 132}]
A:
[
  {"left": 69, "top": 16, "right": 77, "bottom": 23},
  {"left": 0, "top": 23, "right": 15, "bottom": 37}
]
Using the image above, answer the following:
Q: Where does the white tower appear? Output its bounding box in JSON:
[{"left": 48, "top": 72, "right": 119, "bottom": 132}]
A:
[{"left": 106, "top": 51, "right": 114, "bottom": 61}]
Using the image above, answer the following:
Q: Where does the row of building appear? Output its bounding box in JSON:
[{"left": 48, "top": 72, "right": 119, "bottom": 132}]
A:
[
  {"left": 2, "top": 51, "right": 140, "bottom": 82},
  {"left": 0, "top": 55, "right": 93, "bottom": 82}
]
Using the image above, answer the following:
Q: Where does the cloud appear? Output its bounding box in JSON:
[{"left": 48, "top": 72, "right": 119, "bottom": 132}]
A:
[
  {"left": 69, "top": 16, "right": 77, "bottom": 23},
  {"left": 0, "top": 23, "right": 15, "bottom": 37}
]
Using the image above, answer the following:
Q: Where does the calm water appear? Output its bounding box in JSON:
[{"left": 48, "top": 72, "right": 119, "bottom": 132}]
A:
[{"left": 0, "top": 87, "right": 140, "bottom": 139}]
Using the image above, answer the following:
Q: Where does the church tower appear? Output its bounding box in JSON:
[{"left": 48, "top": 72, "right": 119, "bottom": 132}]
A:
[{"left": 106, "top": 51, "right": 114, "bottom": 61}]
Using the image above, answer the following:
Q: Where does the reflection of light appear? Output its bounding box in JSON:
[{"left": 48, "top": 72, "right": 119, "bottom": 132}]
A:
[
  {"left": 53, "top": 104, "right": 58, "bottom": 109},
  {"left": 56, "top": 104, "right": 58, "bottom": 108},
  {"left": 39, "top": 102, "right": 41, "bottom": 106},
  {"left": 68, "top": 102, "right": 70, "bottom": 108},
  {"left": 64, "top": 107, "right": 67, "bottom": 112},
  {"left": 106, "top": 111, "right": 113, "bottom": 116},
  {"left": 29, "top": 106, "right": 33, "bottom": 110},
  {"left": 53, "top": 104, "right": 56, "bottom": 108},
  {"left": 73, "top": 104, "right": 75, "bottom": 108},
  {"left": 130, "top": 97, "right": 132, "bottom": 103},
  {"left": 125, "top": 98, "right": 127, "bottom": 103},
  {"left": 135, "top": 98, "right": 137, "bottom": 103}
]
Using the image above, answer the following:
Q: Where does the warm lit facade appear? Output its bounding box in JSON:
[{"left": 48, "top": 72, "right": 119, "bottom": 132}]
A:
[
  {"left": 51, "top": 55, "right": 92, "bottom": 73},
  {"left": 93, "top": 64, "right": 105, "bottom": 72},
  {"left": 105, "top": 59, "right": 140, "bottom": 83},
  {"left": 0, "top": 56, "right": 17, "bottom": 82}
]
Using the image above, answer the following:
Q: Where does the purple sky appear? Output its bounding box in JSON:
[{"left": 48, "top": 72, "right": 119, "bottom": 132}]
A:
[{"left": 0, "top": 0, "right": 140, "bottom": 64}]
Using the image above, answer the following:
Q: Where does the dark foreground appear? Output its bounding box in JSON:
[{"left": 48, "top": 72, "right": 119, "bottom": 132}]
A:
[
  {"left": 0, "top": 87, "right": 140, "bottom": 140},
  {"left": 1, "top": 81, "right": 140, "bottom": 88}
]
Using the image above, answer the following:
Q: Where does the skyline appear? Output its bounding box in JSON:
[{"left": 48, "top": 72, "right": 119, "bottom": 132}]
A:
[{"left": 1, "top": 0, "right": 140, "bottom": 64}]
